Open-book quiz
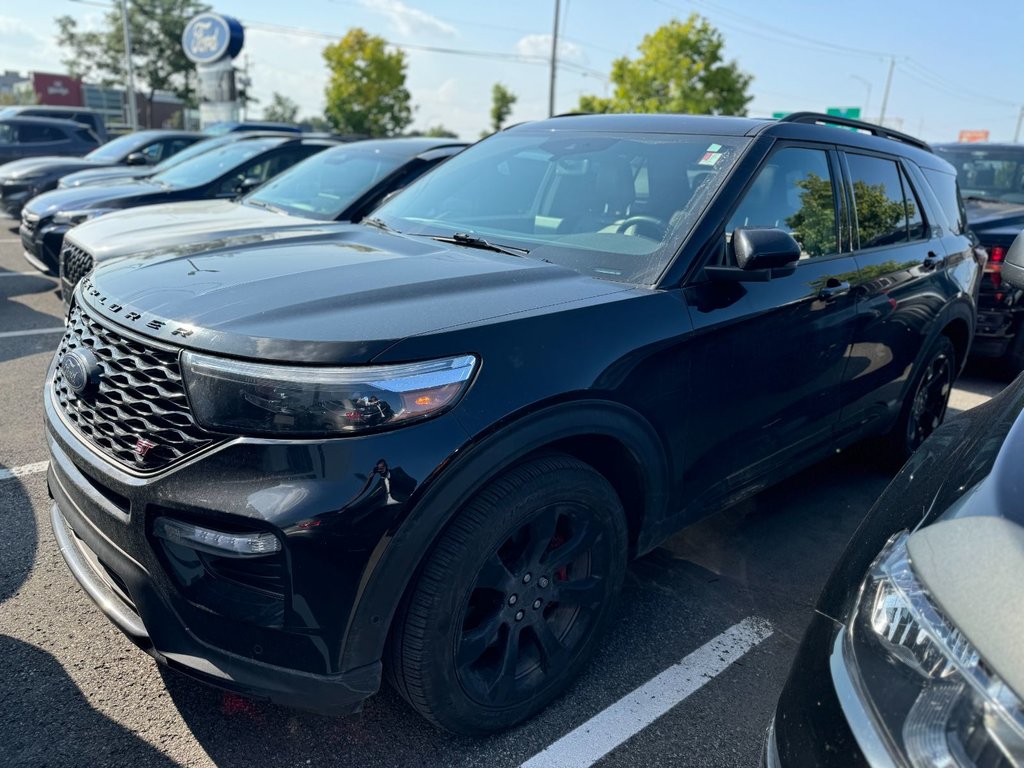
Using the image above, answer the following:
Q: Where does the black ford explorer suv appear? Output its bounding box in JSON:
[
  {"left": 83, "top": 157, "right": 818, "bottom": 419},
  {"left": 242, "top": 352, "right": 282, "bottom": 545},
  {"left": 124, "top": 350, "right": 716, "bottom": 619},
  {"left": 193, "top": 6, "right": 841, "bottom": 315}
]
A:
[{"left": 46, "top": 113, "right": 982, "bottom": 735}]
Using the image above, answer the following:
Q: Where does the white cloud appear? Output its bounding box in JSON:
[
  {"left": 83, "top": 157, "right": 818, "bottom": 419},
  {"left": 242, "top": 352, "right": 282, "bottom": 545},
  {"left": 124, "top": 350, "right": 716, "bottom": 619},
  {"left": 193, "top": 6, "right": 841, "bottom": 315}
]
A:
[
  {"left": 359, "top": 0, "right": 457, "bottom": 38},
  {"left": 515, "top": 34, "right": 585, "bottom": 64}
]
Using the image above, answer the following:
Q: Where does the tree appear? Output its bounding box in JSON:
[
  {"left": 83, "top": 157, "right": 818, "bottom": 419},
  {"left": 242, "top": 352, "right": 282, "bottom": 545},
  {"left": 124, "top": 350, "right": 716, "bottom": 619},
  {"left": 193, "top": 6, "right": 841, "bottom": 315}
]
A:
[
  {"left": 263, "top": 92, "right": 299, "bottom": 123},
  {"left": 490, "top": 83, "right": 517, "bottom": 133},
  {"left": 56, "top": 0, "right": 210, "bottom": 126},
  {"left": 323, "top": 28, "right": 412, "bottom": 137},
  {"left": 405, "top": 124, "right": 458, "bottom": 138},
  {"left": 577, "top": 15, "right": 752, "bottom": 116}
]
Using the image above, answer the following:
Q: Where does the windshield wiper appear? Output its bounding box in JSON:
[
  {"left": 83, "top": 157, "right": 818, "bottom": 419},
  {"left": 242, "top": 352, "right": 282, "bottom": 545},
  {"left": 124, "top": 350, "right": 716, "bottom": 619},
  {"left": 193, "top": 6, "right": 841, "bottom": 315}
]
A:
[
  {"left": 246, "top": 199, "right": 288, "bottom": 215},
  {"left": 363, "top": 216, "right": 399, "bottom": 234},
  {"left": 430, "top": 232, "right": 529, "bottom": 257}
]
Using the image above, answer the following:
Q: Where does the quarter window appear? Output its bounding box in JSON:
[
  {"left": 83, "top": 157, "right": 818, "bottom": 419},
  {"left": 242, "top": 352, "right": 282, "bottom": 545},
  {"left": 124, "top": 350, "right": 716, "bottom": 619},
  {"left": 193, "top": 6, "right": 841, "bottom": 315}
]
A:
[
  {"left": 727, "top": 146, "right": 837, "bottom": 258},
  {"left": 922, "top": 168, "right": 967, "bottom": 235},
  {"left": 847, "top": 154, "right": 924, "bottom": 249}
]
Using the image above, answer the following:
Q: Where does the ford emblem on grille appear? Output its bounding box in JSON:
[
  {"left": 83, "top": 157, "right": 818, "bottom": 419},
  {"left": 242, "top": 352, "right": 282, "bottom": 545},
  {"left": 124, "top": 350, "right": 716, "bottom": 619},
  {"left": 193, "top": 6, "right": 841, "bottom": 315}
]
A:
[{"left": 60, "top": 348, "right": 100, "bottom": 395}]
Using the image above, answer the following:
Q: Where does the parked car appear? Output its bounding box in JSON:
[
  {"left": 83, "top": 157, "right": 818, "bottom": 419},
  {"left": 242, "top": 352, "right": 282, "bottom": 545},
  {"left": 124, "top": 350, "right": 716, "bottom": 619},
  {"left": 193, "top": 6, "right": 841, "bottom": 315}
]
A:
[
  {"left": 21, "top": 135, "right": 336, "bottom": 274},
  {"left": 766, "top": 233, "right": 1024, "bottom": 767},
  {"left": 0, "top": 117, "right": 99, "bottom": 168},
  {"left": 58, "top": 131, "right": 304, "bottom": 189},
  {"left": 58, "top": 138, "right": 467, "bottom": 302},
  {"left": 45, "top": 112, "right": 981, "bottom": 735},
  {"left": 204, "top": 120, "right": 303, "bottom": 135},
  {"left": 0, "top": 129, "right": 200, "bottom": 218},
  {"left": 935, "top": 143, "right": 1024, "bottom": 373},
  {"left": 0, "top": 105, "right": 108, "bottom": 143}
]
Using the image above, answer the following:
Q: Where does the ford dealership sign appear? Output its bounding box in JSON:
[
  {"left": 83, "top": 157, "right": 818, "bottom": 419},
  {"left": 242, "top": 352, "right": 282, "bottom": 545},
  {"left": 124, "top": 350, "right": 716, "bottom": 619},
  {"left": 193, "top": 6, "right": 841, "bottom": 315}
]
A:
[{"left": 182, "top": 13, "right": 244, "bottom": 64}]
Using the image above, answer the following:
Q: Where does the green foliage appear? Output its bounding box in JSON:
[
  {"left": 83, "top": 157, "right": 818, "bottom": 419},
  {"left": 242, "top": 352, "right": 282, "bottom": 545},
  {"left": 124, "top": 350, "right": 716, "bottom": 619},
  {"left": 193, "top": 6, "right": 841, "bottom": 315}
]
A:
[
  {"left": 786, "top": 173, "right": 836, "bottom": 257},
  {"left": 577, "top": 15, "right": 752, "bottom": 116},
  {"left": 490, "top": 83, "right": 517, "bottom": 133},
  {"left": 852, "top": 180, "right": 909, "bottom": 247},
  {"left": 56, "top": 0, "right": 209, "bottom": 113},
  {"left": 263, "top": 92, "right": 299, "bottom": 123},
  {"left": 410, "top": 124, "right": 458, "bottom": 138},
  {"left": 0, "top": 90, "right": 36, "bottom": 106},
  {"left": 323, "top": 28, "right": 412, "bottom": 137}
]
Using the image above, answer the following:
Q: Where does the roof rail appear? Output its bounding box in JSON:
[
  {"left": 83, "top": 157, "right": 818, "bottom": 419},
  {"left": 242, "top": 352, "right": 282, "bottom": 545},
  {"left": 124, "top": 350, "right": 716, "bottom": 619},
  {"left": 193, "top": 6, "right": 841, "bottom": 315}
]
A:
[{"left": 778, "top": 111, "right": 932, "bottom": 153}]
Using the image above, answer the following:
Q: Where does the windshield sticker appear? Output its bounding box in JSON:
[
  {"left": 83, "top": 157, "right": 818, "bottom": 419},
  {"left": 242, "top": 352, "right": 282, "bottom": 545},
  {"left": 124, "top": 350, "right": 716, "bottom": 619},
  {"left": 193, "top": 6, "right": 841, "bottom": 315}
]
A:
[
  {"left": 706, "top": 143, "right": 722, "bottom": 153},
  {"left": 699, "top": 151, "right": 723, "bottom": 166}
]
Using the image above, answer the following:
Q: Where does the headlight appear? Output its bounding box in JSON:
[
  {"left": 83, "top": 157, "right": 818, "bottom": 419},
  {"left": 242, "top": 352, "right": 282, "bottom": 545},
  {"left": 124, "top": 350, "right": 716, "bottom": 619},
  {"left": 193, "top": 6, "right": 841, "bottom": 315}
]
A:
[
  {"left": 844, "top": 532, "right": 1024, "bottom": 767},
  {"left": 53, "top": 208, "right": 113, "bottom": 226},
  {"left": 181, "top": 352, "right": 477, "bottom": 436}
]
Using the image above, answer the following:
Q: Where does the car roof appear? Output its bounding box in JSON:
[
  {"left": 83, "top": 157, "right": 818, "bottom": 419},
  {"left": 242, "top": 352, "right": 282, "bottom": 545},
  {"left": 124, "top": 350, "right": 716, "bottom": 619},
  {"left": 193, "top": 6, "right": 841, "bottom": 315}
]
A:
[
  {"left": 0, "top": 115, "right": 89, "bottom": 130},
  {"left": 332, "top": 137, "right": 468, "bottom": 158},
  {"left": 119, "top": 129, "right": 200, "bottom": 139},
  {"left": 1, "top": 105, "right": 102, "bottom": 115}
]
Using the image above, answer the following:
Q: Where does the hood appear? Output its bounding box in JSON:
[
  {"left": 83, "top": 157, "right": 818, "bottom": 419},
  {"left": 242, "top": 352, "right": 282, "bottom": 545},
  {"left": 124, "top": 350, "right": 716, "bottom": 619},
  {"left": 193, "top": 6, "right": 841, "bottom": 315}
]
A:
[
  {"left": 24, "top": 180, "right": 165, "bottom": 218},
  {"left": 0, "top": 156, "right": 106, "bottom": 179},
  {"left": 62, "top": 166, "right": 153, "bottom": 188},
  {"left": 69, "top": 200, "right": 332, "bottom": 261},
  {"left": 82, "top": 227, "right": 630, "bottom": 364}
]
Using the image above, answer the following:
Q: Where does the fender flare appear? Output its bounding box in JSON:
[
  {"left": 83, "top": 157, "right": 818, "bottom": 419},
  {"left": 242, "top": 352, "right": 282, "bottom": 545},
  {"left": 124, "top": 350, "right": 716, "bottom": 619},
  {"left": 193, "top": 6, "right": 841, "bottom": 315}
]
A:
[{"left": 338, "top": 398, "right": 670, "bottom": 673}]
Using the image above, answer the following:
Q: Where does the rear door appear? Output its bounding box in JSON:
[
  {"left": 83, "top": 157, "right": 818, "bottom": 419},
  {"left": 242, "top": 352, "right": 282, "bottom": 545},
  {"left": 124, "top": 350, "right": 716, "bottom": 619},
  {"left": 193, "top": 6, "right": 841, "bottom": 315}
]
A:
[
  {"left": 681, "top": 142, "right": 860, "bottom": 507},
  {"left": 837, "top": 150, "right": 949, "bottom": 435}
]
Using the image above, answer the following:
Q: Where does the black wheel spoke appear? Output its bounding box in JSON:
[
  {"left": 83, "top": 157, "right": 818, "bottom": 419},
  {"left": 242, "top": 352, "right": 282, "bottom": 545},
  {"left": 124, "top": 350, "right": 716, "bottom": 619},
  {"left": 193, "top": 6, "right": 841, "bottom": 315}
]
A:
[
  {"left": 529, "top": 618, "right": 568, "bottom": 671},
  {"left": 476, "top": 552, "right": 516, "bottom": 592},
  {"left": 458, "top": 614, "right": 504, "bottom": 667},
  {"left": 547, "top": 519, "right": 598, "bottom": 570},
  {"left": 551, "top": 575, "right": 604, "bottom": 609},
  {"left": 486, "top": 626, "right": 521, "bottom": 701}
]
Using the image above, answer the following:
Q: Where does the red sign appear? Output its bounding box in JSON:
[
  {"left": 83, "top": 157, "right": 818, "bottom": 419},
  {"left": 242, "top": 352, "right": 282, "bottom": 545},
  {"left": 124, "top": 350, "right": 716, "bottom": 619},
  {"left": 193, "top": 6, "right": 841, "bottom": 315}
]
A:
[
  {"left": 31, "top": 72, "right": 83, "bottom": 106},
  {"left": 958, "top": 130, "right": 990, "bottom": 143}
]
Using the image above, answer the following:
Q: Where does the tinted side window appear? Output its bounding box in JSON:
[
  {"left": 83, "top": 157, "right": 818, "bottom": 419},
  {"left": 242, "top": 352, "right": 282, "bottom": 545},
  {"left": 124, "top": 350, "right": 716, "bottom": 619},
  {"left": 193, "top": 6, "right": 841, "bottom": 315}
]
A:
[
  {"left": 847, "top": 154, "right": 912, "bottom": 249},
  {"left": 900, "top": 168, "right": 926, "bottom": 241},
  {"left": 0, "top": 124, "right": 13, "bottom": 143},
  {"left": 20, "top": 125, "right": 63, "bottom": 143},
  {"left": 922, "top": 168, "right": 967, "bottom": 235},
  {"left": 727, "top": 146, "right": 837, "bottom": 258}
]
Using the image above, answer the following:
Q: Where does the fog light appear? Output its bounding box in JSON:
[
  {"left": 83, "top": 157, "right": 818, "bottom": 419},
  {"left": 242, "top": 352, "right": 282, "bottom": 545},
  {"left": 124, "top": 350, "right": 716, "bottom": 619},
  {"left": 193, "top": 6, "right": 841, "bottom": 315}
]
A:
[{"left": 153, "top": 517, "right": 281, "bottom": 558}]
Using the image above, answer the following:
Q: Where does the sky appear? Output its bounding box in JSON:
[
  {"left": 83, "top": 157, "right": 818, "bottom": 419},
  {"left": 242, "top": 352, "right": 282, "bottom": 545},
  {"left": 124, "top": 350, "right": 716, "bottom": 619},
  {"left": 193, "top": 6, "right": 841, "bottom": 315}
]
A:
[{"left": 1, "top": 0, "right": 1023, "bottom": 142}]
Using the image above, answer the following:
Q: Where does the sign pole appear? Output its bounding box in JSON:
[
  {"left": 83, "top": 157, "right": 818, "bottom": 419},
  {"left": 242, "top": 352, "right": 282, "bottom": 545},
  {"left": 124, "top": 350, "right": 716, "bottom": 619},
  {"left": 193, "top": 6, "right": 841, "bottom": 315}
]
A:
[
  {"left": 878, "top": 56, "right": 895, "bottom": 127},
  {"left": 120, "top": 0, "right": 139, "bottom": 131},
  {"left": 548, "top": 0, "right": 560, "bottom": 118},
  {"left": 1015, "top": 106, "right": 1024, "bottom": 144}
]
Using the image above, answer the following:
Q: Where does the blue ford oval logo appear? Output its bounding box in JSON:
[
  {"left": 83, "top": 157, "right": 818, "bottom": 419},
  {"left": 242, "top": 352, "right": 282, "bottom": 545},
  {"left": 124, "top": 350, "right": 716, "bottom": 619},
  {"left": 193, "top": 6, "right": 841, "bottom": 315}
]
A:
[
  {"left": 60, "top": 348, "right": 100, "bottom": 395},
  {"left": 182, "top": 13, "right": 244, "bottom": 64}
]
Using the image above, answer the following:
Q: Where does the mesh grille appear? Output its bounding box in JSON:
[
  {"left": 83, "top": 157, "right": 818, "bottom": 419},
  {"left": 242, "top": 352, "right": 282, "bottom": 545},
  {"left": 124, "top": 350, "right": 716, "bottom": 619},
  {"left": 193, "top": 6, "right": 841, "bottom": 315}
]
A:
[
  {"left": 54, "top": 305, "right": 218, "bottom": 471},
  {"left": 61, "top": 243, "right": 94, "bottom": 289}
]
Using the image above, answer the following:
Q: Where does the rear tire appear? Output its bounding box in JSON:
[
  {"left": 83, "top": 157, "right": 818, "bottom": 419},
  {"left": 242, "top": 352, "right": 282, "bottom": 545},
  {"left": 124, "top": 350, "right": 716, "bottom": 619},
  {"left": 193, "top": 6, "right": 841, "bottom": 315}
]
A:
[
  {"left": 386, "top": 454, "right": 627, "bottom": 735},
  {"left": 881, "top": 335, "right": 956, "bottom": 466}
]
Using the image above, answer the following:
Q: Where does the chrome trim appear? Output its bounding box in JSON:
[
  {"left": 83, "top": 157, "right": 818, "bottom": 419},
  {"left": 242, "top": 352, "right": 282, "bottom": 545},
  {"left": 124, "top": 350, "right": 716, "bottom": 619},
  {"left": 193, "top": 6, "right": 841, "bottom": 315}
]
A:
[{"left": 829, "top": 627, "right": 898, "bottom": 768}]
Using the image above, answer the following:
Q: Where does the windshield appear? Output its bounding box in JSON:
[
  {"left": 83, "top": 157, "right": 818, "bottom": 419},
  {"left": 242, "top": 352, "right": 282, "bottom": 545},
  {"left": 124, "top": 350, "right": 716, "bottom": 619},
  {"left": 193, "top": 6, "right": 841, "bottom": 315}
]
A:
[
  {"left": 85, "top": 132, "right": 154, "bottom": 162},
  {"left": 148, "top": 135, "right": 225, "bottom": 172},
  {"left": 151, "top": 139, "right": 279, "bottom": 188},
  {"left": 372, "top": 130, "right": 748, "bottom": 284},
  {"left": 244, "top": 145, "right": 408, "bottom": 220},
  {"left": 935, "top": 146, "right": 1024, "bottom": 205}
]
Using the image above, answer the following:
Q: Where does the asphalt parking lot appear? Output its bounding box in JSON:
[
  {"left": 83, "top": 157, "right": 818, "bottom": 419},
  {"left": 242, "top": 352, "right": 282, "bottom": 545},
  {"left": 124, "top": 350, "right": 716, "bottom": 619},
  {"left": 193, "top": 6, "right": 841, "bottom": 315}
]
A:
[{"left": 0, "top": 216, "right": 1009, "bottom": 768}]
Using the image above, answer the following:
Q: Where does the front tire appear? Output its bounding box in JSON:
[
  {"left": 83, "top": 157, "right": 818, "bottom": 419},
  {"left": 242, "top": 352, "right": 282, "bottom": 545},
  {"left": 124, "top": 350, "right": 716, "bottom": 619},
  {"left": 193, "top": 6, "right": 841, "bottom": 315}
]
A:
[{"left": 386, "top": 454, "right": 628, "bottom": 735}]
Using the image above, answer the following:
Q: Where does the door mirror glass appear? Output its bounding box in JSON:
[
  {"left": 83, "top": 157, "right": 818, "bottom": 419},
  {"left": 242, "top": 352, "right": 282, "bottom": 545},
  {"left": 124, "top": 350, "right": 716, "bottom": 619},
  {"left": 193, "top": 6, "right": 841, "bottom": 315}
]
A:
[
  {"left": 733, "top": 227, "right": 802, "bottom": 270},
  {"left": 125, "top": 151, "right": 149, "bottom": 166},
  {"left": 1003, "top": 233, "right": 1024, "bottom": 290},
  {"left": 236, "top": 175, "right": 263, "bottom": 194}
]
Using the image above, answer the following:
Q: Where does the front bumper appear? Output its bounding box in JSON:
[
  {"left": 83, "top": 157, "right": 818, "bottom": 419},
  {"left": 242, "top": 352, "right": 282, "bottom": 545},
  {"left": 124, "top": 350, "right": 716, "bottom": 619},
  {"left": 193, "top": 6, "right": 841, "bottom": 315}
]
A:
[{"left": 20, "top": 218, "right": 68, "bottom": 275}]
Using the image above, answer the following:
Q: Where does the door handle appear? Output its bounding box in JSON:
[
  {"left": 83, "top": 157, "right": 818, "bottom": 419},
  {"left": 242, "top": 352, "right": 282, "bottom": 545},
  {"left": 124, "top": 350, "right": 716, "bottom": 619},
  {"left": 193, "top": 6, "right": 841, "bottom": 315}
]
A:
[
  {"left": 922, "top": 251, "right": 945, "bottom": 271},
  {"left": 819, "top": 279, "right": 851, "bottom": 302}
]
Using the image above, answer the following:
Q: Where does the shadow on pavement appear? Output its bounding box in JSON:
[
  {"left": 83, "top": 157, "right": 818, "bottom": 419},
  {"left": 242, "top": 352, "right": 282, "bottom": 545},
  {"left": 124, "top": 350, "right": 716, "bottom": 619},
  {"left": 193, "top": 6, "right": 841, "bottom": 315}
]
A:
[{"left": 0, "top": 469, "right": 179, "bottom": 767}]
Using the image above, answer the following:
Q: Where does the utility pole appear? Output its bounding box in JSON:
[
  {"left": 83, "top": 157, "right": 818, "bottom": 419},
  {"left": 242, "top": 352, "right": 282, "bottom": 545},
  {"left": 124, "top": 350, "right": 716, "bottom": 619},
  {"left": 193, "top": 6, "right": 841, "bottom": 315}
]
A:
[
  {"left": 878, "top": 56, "right": 895, "bottom": 127},
  {"left": 1015, "top": 105, "right": 1024, "bottom": 143},
  {"left": 850, "top": 75, "right": 872, "bottom": 121},
  {"left": 548, "top": 0, "right": 560, "bottom": 118},
  {"left": 120, "top": 0, "right": 139, "bottom": 131}
]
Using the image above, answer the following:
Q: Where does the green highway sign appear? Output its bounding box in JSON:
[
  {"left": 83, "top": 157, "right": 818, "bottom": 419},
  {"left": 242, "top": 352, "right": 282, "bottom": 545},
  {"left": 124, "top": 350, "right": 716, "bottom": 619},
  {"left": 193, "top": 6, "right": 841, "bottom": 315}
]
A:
[{"left": 826, "top": 107, "right": 861, "bottom": 120}]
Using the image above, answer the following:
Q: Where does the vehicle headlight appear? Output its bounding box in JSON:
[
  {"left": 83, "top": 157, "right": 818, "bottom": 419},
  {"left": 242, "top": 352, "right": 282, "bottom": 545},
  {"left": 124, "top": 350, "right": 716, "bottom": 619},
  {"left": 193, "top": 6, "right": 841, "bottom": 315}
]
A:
[
  {"left": 181, "top": 351, "right": 477, "bottom": 436},
  {"left": 844, "top": 532, "right": 1024, "bottom": 767},
  {"left": 53, "top": 208, "right": 113, "bottom": 226}
]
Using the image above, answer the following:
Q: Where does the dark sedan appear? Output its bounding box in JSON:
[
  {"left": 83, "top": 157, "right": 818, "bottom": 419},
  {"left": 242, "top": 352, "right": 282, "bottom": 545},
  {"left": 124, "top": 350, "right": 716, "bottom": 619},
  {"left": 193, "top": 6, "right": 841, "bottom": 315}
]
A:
[
  {"left": 0, "top": 116, "right": 99, "bottom": 167},
  {"left": 0, "top": 129, "right": 200, "bottom": 218},
  {"left": 58, "top": 138, "right": 467, "bottom": 299},
  {"left": 20, "top": 135, "right": 336, "bottom": 274},
  {"left": 767, "top": 234, "right": 1024, "bottom": 767}
]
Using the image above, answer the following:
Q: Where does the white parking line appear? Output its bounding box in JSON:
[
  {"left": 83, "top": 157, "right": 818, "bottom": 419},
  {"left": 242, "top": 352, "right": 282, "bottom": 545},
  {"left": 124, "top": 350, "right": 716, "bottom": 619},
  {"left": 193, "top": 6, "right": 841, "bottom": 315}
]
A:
[
  {"left": 0, "top": 238, "right": 21, "bottom": 243},
  {"left": 520, "top": 617, "right": 774, "bottom": 768},
  {"left": 0, "top": 271, "right": 45, "bottom": 278},
  {"left": 0, "top": 327, "right": 64, "bottom": 339},
  {"left": 0, "top": 461, "right": 48, "bottom": 482}
]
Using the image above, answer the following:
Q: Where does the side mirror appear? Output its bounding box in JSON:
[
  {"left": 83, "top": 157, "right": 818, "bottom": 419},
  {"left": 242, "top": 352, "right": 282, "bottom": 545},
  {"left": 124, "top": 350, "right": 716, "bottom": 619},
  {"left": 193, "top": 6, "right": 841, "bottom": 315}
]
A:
[
  {"left": 733, "top": 227, "right": 802, "bottom": 270},
  {"left": 1003, "top": 232, "right": 1024, "bottom": 290},
  {"left": 236, "top": 176, "right": 263, "bottom": 194},
  {"left": 125, "top": 151, "right": 149, "bottom": 166}
]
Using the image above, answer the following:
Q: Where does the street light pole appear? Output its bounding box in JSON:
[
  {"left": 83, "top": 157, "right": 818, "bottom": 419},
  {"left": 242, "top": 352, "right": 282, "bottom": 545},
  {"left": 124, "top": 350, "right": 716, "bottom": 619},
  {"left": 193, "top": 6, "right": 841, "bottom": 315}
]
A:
[
  {"left": 878, "top": 56, "right": 895, "bottom": 127},
  {"left": 120, "top": 0, "right": 139, "bottom": 130},
  {"left": 548, "top": 0, "right": 560, "bottom": 118},
  {"left": 850, "top": 75, "right": 872, "bottom": 121},
  {"left": 1015, "top": 105, "right": 1024, "bottom": 143}
]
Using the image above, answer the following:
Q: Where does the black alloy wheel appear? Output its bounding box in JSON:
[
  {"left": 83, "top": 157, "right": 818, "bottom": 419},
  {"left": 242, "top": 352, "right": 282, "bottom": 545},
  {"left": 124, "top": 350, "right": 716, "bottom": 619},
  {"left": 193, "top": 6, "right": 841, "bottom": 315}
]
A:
[
  {"left": 905, "top": 340, "right": 954, "bottom": 452},
  {"left": 386, "top": 454, "right": 627, "bottom": 735}
]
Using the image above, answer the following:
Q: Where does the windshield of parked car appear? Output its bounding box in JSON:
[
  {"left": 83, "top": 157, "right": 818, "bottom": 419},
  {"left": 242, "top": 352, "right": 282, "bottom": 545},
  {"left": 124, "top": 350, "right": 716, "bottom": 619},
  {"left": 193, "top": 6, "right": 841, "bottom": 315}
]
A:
[
  {"left": 244, "top": 144, "right": 410, "bottom": 220},
  {"left": 935, "top": 146, "right": 1024, "bottom": 205},
  {"left": 84, "top": 132, "right": 156, "bottom": 162},
  {"left": 371, "top": 130, "right": 748, "bottom": 284},
  {"left": 150, "top": 138, "right": 282, "bottom": 188}
]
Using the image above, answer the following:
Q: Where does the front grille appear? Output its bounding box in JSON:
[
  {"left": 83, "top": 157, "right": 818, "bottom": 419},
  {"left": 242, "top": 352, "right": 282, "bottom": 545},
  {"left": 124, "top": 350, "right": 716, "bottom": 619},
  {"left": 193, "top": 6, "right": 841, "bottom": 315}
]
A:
[
  {"left": 61, "top": 242, "right": 94, "bottom": 290},
  {"left": 54, "top": 305, "right": 218, "bottom": 471}
]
